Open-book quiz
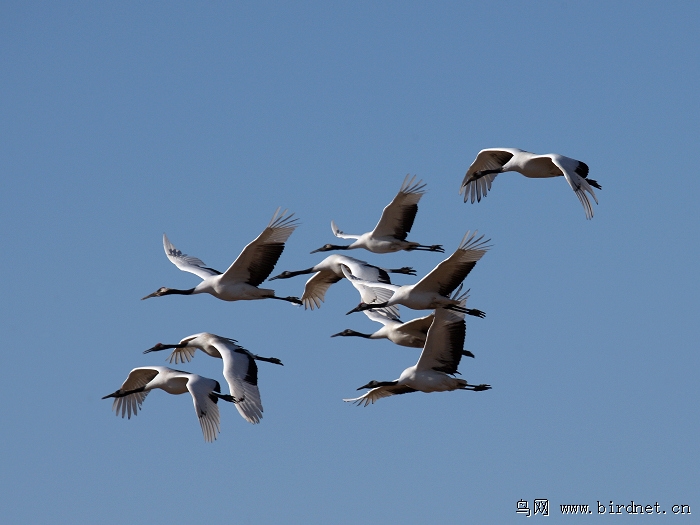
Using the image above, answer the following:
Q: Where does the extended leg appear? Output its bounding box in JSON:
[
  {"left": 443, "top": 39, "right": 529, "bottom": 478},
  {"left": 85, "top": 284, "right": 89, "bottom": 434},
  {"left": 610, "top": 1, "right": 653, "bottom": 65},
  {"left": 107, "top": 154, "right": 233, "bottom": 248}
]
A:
[
  {"left": 446, "top": 304, "right": 486, "bottom": 318},
  {"left": 271, "top": 295, "right": 303, "bottom": 305},
  {"left": 461, "top": 383, "right": 491, "bottom": 391}
]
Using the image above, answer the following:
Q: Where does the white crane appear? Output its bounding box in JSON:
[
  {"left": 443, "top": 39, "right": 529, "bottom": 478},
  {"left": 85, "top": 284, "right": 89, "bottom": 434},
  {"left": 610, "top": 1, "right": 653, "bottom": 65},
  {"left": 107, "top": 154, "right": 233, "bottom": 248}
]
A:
[
  {"left": 144, "top": 332, "right": 283, "bottom": 424},
  {"left": 343, "top": 292, "right": 490, "bottom": 406},
  {"left": 459, "top": 148, "right": 601, "bottom": 219},
  {"left": 331, "top": 307, "right": 475, "bottom": 357},
  {"left": 103, "top": 366, "right": 233, "bottom": 442},
  {"left": 344, "top": 231, "right": 490, "bottom": 318},
  {"left": 141, "top": 208, "right": 302, "bottom": 304},
  {"left": 311, "top": 175, "right": 444, "bottom": 254},
  {"left": 268, "top": 254, "right": 416, "bottom": 310}
]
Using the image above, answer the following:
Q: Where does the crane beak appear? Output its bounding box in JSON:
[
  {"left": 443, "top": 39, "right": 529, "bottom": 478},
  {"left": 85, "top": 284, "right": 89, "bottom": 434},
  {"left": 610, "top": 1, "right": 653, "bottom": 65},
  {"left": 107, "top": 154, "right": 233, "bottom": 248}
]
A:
[
  {"left": 141, "top": 289, "right": 163, "bottom": 300},
  {"left": 346, "top": 305, "right": 363, "bottom": 315}
]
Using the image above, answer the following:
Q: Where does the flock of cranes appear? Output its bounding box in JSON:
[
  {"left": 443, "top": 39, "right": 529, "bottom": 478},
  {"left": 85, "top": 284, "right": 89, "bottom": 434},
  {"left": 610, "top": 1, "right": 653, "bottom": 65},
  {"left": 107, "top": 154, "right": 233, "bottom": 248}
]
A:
[{"left": 105, "top": 148, "right": 601, "bottom": 441}]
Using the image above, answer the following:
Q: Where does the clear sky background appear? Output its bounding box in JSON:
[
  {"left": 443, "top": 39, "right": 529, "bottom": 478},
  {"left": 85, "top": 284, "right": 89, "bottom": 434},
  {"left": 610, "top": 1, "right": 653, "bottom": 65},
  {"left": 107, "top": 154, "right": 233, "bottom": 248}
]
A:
[{"left": 2, "top": 2, "right": 698, "bottom": 523}]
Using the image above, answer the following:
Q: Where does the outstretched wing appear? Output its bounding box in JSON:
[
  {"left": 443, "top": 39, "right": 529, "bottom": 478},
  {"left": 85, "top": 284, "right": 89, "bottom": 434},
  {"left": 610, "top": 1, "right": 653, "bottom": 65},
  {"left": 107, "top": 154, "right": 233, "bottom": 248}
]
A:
[
  {"left": 362, "top": 308, "right": 401, "bottom": 327},
  {"left": 108, "top": 367, "right": 160, "bottom": 419},
  {"left": 186, "top": 375, "right": 222, "bottom": 443},
  {"left": 412, "top": 231, "right": 490, "bottom": 297},
  {"left": 166, "top": 334, "right": 223, "bottom": 364},
  {"left": 211, "top": 338, "right": 265, "bottom": 424},
  {"left": 330, "top": 220, "right": 361, "bottom": 240},
  {"left": 341, "top": 265, "right": 400, "bottom": 318},
  {"left": 398, "top": 313, "right": 434, "bottom": 336},
  {"left": 167, "top": 346, "right": 197, "bottom": 364},
  {"left": 548, "top": 154, "right": 598, "bottom": 220},
  {"left": 222, "top": 208, "right": 299, "bottom": 287},
  {"left": 415, "top": 290, "right": 469, "bottom": 374},
  {"left": 163, "top": 234, "right": 221, "bottom": 280},
  {"left": 460, "top": 148, "right": 521, "bottom": 203},
  {"left": 343, "top": 384, "right": 418, "bottom": 406},
  {"left": 301, "top": 271, "right": 342, "bottom": 310},
  {"left": 338, "top": 256, "right": 392, "bottom": 284},
  {"left": 372, "top": 175, "right": 426, "bottom": 240}
]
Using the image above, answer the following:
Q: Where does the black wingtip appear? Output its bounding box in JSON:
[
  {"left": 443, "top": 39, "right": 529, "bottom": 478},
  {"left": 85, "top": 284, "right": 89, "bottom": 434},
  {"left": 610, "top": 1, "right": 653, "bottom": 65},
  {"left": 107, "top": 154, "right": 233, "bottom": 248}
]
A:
[
  {"left": 587, "top": 178, "right": 602, "bottom": 190},
  {"left": 575, "top": 161, "right": 589, "bottom": 178}
]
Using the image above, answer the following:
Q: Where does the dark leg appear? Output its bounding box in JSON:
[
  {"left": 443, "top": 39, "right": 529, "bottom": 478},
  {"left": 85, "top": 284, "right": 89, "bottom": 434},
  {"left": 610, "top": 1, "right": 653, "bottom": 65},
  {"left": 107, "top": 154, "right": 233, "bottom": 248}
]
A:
[
  {"left": 212, "top": 393, "right": 242, "bottom": 403},
  {"left": 445, "top": 304, "right": 486, "bottom": 318},
  {"left": 389, "top": 267, "right": 417, "bottom": 276},
  {"left": 461, "top": 383, "right": 491, "bottom": 391},
  {"left": 408, "top": 244, "right": 445, "bottom": 253},
  {"left": 271, "top": 295, "right": 302, "bottom": 305},
  {"left": 254, "top": 355, "right": 284, "bottom": 366}
]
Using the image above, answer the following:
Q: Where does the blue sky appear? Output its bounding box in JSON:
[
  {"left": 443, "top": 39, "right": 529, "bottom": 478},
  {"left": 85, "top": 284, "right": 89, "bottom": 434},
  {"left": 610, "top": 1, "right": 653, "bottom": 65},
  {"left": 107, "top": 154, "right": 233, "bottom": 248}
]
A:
[{"left": 1, "top": 2, "right": 698, "bottom": 523}]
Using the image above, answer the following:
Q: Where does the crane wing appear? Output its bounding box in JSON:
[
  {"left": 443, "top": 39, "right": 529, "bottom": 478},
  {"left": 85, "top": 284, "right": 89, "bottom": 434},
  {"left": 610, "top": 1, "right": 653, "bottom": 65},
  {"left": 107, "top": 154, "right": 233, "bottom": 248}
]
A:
[
  {"left": 301, "top": 271, "right": 342, "bottom": 310},
  {"left": 343, "top": 384, "right": 418, "bottom": 406},
  {"left": 217, "top": 345, "right": 264, "bottom": 424},
  {"left": 167, "top": 346, "right": 197, "bottom": 364},
  {"left": 166, "top": 333, "right": 222, "bottom": 364},
  {"left": 412, "top": 231, "right": 490, "bottom": 297},
  {"left": 186, "top": 375, "right": 222, "bottom": 442},
  {"left": 460, "top": 148, "right": 521, "bottom": 203},
  {"left": 341, "top": 265, "right": 400, "bottom": 318},
  {"left": 547, "top": 155, "right": 598, "bottom": 220},
  {"left": 163, "top": 234, "right": 222, "bottom": 280},
  {"left": 222, "top": 208, "right": 299, "bottom": 287},
  {"left": 108, "top": 367, "right": 159, "bottom": 419},
  {"left": 415, "top": 290, "right": 469, "bottom": 374},
  {"left": 398, "top": 313, "right": 434, "bottom": 335},
  {"left": 362, "top": 308, "right": 401, "bottom": 327},
  {"left": 372, "top": 175, "right": 426, "bottom": 239},
  {"left": 330, "top": 220, "right": 361, "bottom": 240},
  {"left": 340, "top": 256, "right": 392, "bottom": 284}
]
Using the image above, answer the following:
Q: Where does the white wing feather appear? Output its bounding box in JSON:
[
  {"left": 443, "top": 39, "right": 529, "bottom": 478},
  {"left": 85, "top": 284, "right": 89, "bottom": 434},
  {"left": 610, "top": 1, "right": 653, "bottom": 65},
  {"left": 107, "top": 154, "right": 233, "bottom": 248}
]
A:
[
  {"left": 341, "top": 265, "right": 400, "bottom": 318},
  {"left": 187, "top": 375, "right": 221, "bottom": 442},
  {"left": 162, "top": 234, "right": 220, "bottom": 280},
  {"left": 343, "top": 384, "right": 417, "bottom": 406},
  {"left": 460, "top": 148, "right": 522, "bottom": 203},
  {"left": 301, "top": 271, "right": 341, "bottom": 310},
  {"left": 110, "top": 368, "right": 159, "bottom": 419},
  {"left": 211, "top": 340, "right": 265, "bottom": 424},
  {"left": 548, "top": 155, "right": 597, "bottom": 220},
  {"left": 330, "top": 220, "right": 361, "bottom": 240}
]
